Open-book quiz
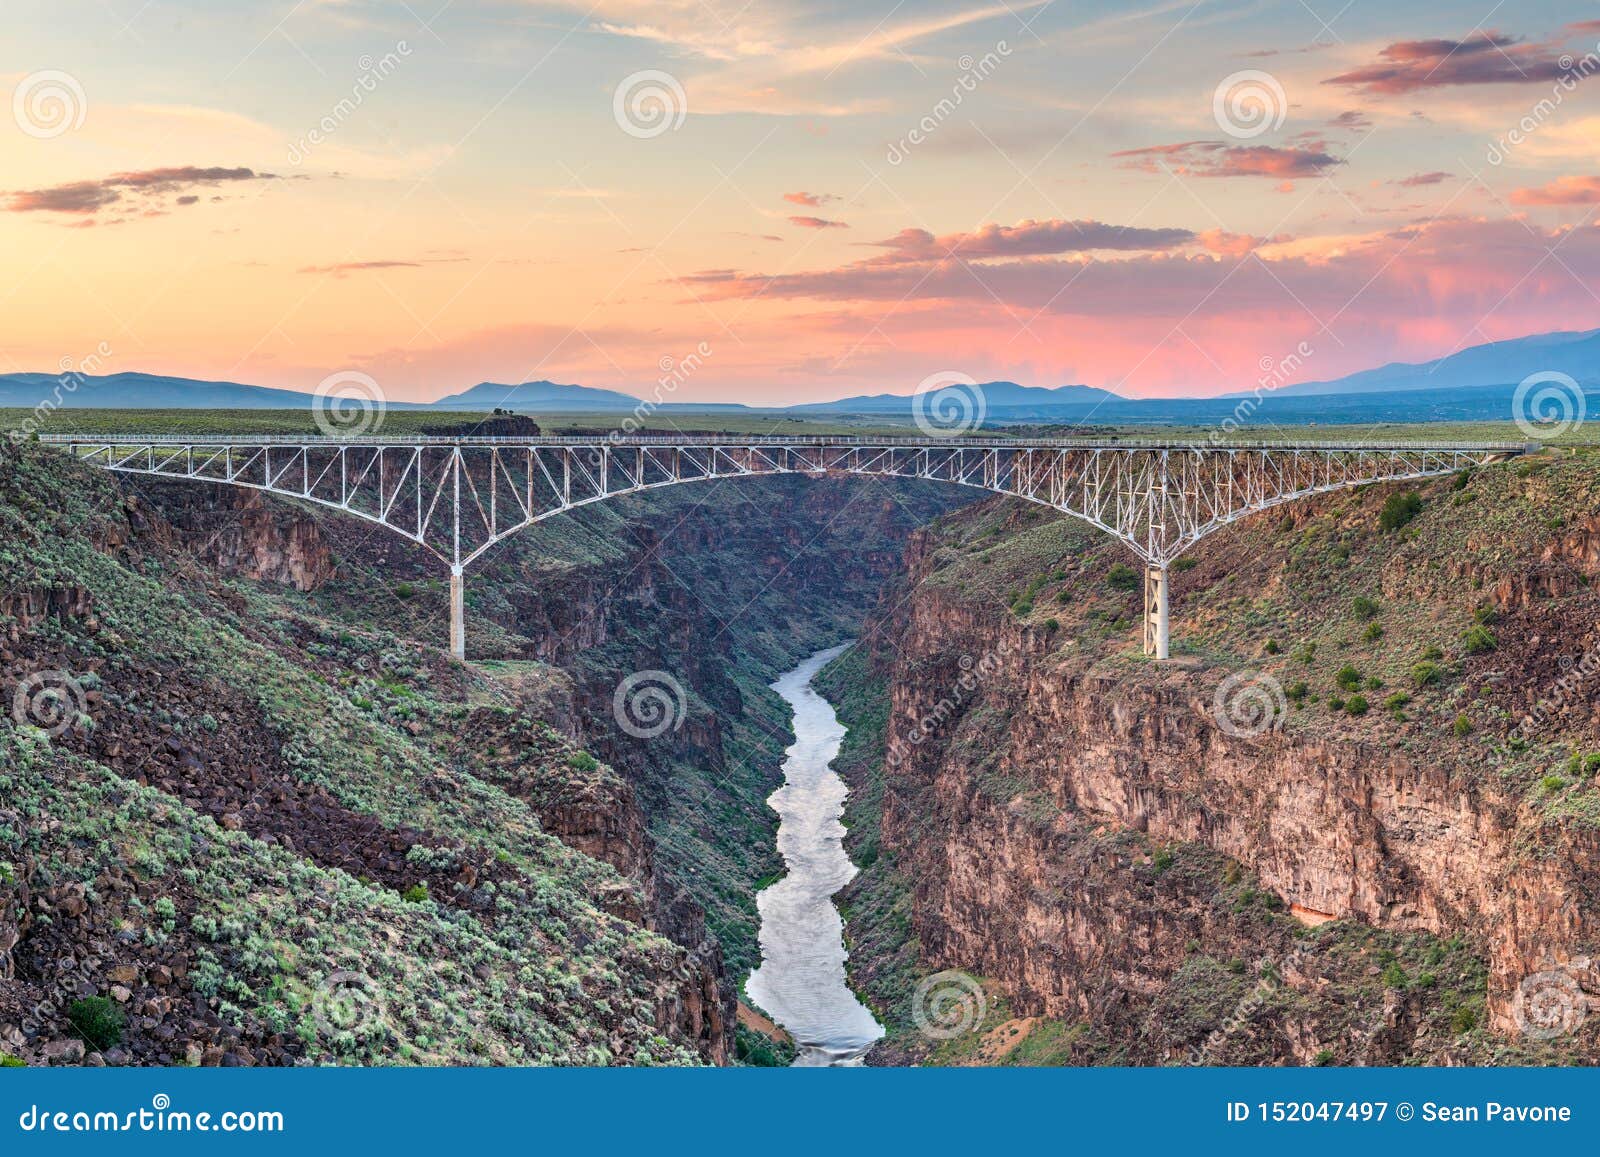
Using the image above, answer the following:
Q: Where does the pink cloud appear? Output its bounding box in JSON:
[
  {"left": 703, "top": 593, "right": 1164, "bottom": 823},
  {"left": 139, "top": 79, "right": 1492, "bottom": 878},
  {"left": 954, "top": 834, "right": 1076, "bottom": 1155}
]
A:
[
  {"left": 1324, "top": 31, "right": 1576, "bottom": 94},
  {"left": 1511, "top": 175, "right": 1600, "bottom": 205},
  {"left": 1113, "top": 140, "right": 1342, "bottom": 179},
  {"left": 783, "top": 191, "right": 837, "bottom": 207},
  {"left": 865, "top": 219, "right": 1195, "bottom": 263},
  {"left": 788, "top": 215, "right": 848, "bottom": 229}
]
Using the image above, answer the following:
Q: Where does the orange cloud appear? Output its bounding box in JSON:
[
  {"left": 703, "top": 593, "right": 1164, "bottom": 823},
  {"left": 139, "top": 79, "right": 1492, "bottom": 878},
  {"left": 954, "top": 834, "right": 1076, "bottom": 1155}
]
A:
[{"left": 1512, "top": 175, "right": 1600, "bottom": 205}]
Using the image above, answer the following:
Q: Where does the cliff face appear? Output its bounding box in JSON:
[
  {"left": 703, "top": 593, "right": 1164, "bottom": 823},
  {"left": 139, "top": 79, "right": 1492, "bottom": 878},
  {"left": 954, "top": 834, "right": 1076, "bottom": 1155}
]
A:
[
  {"left": 0, "top": 446, "right": 728, "bottom": 1067},
  {"left": 844, "top": 460, "right": 1600, "bottom": 1064}
]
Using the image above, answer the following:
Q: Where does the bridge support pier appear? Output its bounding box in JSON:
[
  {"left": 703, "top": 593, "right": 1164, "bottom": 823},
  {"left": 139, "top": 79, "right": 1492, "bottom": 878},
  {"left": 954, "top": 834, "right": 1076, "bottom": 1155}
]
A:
[
  {"left": 449, "top": 565, "right": 466, "bottom": 661},
  {"left": 1143, "top": 564, "right": 1170, "bottom": 661}
]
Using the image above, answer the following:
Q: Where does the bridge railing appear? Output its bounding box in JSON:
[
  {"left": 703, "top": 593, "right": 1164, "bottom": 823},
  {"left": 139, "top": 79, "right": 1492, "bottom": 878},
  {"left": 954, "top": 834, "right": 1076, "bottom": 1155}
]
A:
[{"left": 37, "top": 433, "right": 1537, "bottom": 453}]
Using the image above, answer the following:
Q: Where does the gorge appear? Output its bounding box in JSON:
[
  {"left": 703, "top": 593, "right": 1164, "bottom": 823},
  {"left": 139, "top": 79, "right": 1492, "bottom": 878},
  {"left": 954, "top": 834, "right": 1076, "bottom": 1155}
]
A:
[{"left": 4, "top": 438, "right": 1600, "bottom": 1066}]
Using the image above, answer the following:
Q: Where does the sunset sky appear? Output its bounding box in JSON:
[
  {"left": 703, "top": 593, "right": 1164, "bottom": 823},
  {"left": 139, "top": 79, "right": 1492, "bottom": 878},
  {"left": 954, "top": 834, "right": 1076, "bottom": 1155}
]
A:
[{"left": 7, "top": 0, "right": 1600, "bottom": 404}]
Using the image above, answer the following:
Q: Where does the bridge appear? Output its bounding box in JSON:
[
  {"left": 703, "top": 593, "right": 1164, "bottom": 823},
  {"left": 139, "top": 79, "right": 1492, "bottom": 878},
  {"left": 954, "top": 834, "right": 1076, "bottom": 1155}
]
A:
[{"left": 41, "top": 434, "right": 1532, "bottom": 661}]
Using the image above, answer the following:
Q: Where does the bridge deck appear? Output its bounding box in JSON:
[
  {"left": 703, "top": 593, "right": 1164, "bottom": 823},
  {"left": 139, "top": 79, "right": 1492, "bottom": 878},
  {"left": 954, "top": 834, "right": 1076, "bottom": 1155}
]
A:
[{"left": 38, "top": 433, "right": 1535, "bottom": 452}]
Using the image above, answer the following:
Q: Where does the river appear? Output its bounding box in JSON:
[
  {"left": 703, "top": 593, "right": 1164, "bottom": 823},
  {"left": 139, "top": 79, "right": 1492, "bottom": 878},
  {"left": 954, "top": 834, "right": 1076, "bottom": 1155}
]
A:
[{"left": 744, "top": 643, "right": 885, "bottom": 1066}]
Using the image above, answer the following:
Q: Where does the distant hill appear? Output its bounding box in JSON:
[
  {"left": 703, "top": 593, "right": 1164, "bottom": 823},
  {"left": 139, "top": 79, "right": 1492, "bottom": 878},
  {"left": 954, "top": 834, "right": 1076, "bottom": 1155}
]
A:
[
  {"left": 0, "top": 371, "right": 341, "bottom": 410},
  {"left": 793, "top": 381, "right": 1121, "bottom": 416},
  {"left": 2, "top": 326, "right": 1593, "bottom": 427},
  {"left": 1251, "top": 328, "right": 1600, "bottom": 398},
  {"left": 430, "top": 380, "right": 653, "bottom": 411}
]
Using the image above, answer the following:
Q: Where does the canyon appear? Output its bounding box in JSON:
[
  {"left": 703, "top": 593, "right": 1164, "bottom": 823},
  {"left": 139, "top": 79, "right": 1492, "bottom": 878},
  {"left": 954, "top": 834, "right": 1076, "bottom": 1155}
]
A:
[{"left": 6, "top": 438, "right": 1600, "bottom": 1066}]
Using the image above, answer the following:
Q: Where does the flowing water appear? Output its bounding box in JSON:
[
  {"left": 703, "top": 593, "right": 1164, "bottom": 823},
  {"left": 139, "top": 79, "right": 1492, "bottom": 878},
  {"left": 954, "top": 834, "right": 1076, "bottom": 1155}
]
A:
[{"left": 745, "top": 643, "right": 884, "bottom": 1066}]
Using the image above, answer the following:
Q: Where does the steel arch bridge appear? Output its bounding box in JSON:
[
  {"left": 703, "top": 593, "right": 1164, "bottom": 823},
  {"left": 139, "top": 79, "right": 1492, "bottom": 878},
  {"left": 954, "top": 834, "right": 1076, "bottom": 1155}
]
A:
[{"left": 42, "top": 433, "right": 1531, "bottom": 660}]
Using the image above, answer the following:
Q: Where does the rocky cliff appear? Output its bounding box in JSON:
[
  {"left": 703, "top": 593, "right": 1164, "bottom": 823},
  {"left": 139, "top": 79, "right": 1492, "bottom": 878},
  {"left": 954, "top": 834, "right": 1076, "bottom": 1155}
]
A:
[{"left": 836, "top": 454, "right": 1600, "bottom": 1064}]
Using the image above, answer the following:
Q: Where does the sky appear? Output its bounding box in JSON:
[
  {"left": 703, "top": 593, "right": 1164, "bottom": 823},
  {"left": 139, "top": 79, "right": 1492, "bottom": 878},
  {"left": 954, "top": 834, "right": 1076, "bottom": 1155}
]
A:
[{"left": 6, "top": 0, "right": 1600, "bottom": 404}]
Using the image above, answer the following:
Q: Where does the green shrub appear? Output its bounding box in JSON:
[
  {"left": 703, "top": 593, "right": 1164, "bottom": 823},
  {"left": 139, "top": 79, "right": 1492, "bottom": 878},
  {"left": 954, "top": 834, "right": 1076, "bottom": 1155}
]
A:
[
  {"left": 1351, "top": 596, "right": 1380, "bottom": 619},
  {"left": 1012, "top": 601, "right": 1033, "bottom": 616},
  {"left": 1264, "top": 639, "right": 1280, "bottom": 655},
  {"left": 394, "top": 582, "right": 416, "bottom": 600},
  {"left": 1450, "top": 1005, "right": 1478, "bottom": 1033},
  {"left": 1412, "top": 662, "right": 1440, "bottom": 688},
  {"left": 1462, "top": 624, "right": 1496, "bottom": 654},
  {"left": 1380, "top": 961, "right": 1408, "bottom": 989},
  {"left": 1329, "top": 696, "right": 1346, "bottom": 711},
  {"left": 1295, "top": 642, "right": 1317, "bottom": 665},
  {"left": 1383, "top": 692, "right": 1412, "bottom": 712},
  {"left": 1043, "top": 618, "right": 1059, "bottom": 632},
  {"left": 1585, "top": 754, "right": 1600, "bottom": 775},
  {"left": 1172, "top": 557, "right": 1199, "bottom": 572},
  {"left": 1363, "top": 622, "right": 1384, "bottom": 642},
  {"left": 1345, "top": 694, "right": 1370, "bottom": 716},
  {"left": 1107, "top": 563, "right": 1139, "bottom": 591},
  {"left": 1334, "top": 664, "right": 1361, "bottom": 691},
  {"left": 1379, "top": 491, "right": 1422, "bottom": 532},
  {"left": 1364, "top": 676, "right": 1383, "bottom": 690},
  {"left": 1312, "top": 1049, "right": 1335, "bottom": 1067},
  {"left": 567, "top": 751, "right": 599, "bottom": 772},
  {"left": 1420, "top": 645, "right": 1443, "bottom": 661},
  {"left": 0, "top": 1054, "right": 24, "bottom": 1068},
  {"left": 1452, "top": 713, "right": 1472, "bottom": 737},
  {"left": 1285, "top": 681, "right": 1308, "bottom": 703},
  {"left": 1472, "top": 604, "right": 1498, "bottom": 626},
  {"left": 402, "top": 884, "right": 431, "bottom": 904},
  {"left": 1542, "top": 776, "right": 1567, "bottom": 793},
  {"left": 67, "top": 997, "right": 125, "bottom": 1051}
]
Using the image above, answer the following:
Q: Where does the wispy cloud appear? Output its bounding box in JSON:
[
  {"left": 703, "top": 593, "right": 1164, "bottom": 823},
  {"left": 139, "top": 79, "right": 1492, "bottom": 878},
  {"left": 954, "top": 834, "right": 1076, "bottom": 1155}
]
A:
[
  {"left": 1114, "top": 141, "right": 1342, "bottom": 179},
  {"left": 7, "top": 166, "right": 276, "bottom": 215},
  {"left": 1324, "top": 30, "right": 1576, "bottom": 94},
  {"left": 789, "top": 215, "right": 849, "bottom": 229}
]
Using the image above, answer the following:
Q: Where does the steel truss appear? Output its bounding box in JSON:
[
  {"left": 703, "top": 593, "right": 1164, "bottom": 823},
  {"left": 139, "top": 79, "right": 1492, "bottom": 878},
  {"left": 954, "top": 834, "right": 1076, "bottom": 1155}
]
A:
[{"left": 46, "top": 435, "right": 1528, "bottom": 660}]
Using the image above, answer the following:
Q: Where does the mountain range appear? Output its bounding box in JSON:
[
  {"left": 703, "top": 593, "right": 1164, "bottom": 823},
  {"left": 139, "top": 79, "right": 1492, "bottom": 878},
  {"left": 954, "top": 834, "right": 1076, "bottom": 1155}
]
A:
[{"left": 4, "top": 327, "right": 1594, "bottom": 426}]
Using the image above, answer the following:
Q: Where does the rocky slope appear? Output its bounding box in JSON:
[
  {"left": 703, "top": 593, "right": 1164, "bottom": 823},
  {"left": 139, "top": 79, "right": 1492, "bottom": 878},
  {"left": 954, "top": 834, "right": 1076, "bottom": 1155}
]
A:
[
  {"left": 2, "top": 446, "right": 959, "bottom": 1066},
  {"left": 0, "top": 445, "right": 723, "bottom": 1065},
  {"left": 829, "top": 450, "right": 1600, "bottom": 1065}
]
